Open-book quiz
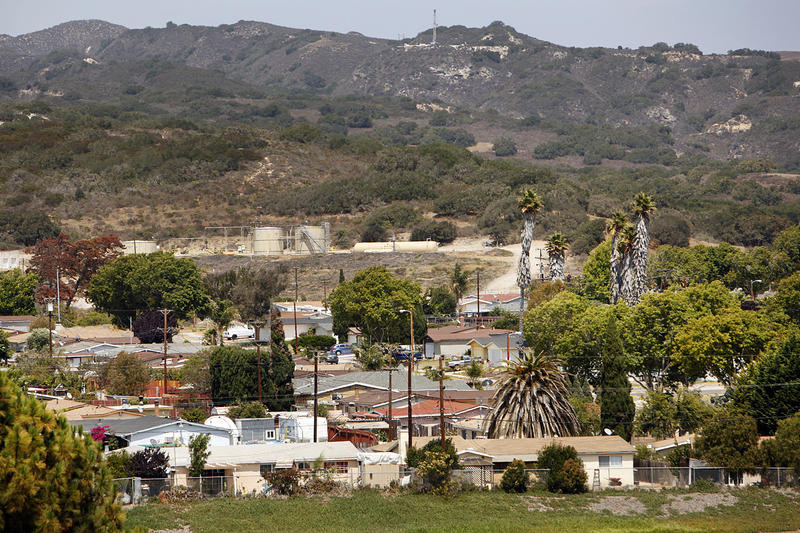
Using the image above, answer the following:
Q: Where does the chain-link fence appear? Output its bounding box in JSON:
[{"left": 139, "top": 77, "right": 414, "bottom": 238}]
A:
[{"left": 633, "top": 467, "right": 796, "bottom": 488}]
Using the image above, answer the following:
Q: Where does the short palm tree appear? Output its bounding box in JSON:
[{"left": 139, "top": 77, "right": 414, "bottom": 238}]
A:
[
  {"left": 631, "top": 193, "right": 656, "bottom": 303},
  {"left": 485, "top": 350, "right": 580, "bottom": 439},
  {"left": 516, "top": 189, "right": 543, "bottom": 330},
  {"left": 450, "top": 263, "right": 469, "bottom": 323},
  {"left": 606, "top": 212, "right": 628, "bottom": 304},
  {"left": 545, "top": 232, "right": 569, "bottom": 283}
]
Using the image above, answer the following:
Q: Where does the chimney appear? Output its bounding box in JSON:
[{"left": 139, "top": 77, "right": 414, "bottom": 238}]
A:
[{"left": 154, "top": 400, "right": 160, "bottom": 417}]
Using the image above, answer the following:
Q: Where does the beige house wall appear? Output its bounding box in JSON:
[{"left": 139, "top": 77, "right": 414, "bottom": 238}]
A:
[{"left": 363, "top": 463, "right": 401, "bottom": 488}]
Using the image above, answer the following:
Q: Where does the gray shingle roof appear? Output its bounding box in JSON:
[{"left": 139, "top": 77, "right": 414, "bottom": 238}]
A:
[{"left": 293, "top": 370, "right": 474, "bottom": 395}]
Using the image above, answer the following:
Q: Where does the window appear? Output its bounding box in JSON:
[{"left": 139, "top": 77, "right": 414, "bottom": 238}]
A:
[
  {"left": 259, "top": 464, "right": 275, "bottom": 478},
  {"left": 599, "top": 455, "right": 623, "bottom": 468},
  {"left": 265, "top": 430, "right": 275, "bottom": 440},
  {"left": 324, "top": 461, "right": 350, "bottom": 473}
]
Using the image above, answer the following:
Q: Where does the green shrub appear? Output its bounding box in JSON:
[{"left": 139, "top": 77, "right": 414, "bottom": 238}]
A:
[
  {"left": 410, "top": 221, "right": 456, "bottom": 243},
  {"left": 539, "top": 443, "right": 587, "bottom": 493},
  {"left": 555, "top": 458, "right": 588, "bottom": 494},
  {"left": 493, "top": 137, "right": 518, "bottom": 157},
  {"left": 501, "top": 459, "right": 528, "bottom": 493},
  {"left": 265, "top": 468, "right": 302, "bottom": 495}
]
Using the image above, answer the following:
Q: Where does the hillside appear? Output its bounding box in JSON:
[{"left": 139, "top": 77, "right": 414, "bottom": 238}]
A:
[{"left": 1, "top": 19, "right": 799, "bottom": 252}]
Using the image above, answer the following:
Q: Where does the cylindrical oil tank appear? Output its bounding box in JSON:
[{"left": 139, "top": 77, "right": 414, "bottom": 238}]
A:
[
  {"left": 252, "top": 227, "right": 284, "bottom": 255},
  {"left": 294, "top": 225, "right": 328, "bottom": 254},
  {"left": 121, "top": 240, "right": 158, "bottom": 254}
]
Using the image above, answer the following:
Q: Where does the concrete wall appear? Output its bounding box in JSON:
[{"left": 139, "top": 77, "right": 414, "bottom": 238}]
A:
[
  {"left": 363, "top": 463, "right": 401, "bottom": 488},
  {"left": 580, "top": 453, "right": 635, "bottom": 488},
  {"left": 352, "top": 241, "right": 438, "bottom": 253}
]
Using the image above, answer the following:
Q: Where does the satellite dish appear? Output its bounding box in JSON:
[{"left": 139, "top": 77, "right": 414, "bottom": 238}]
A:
[
  {"left": 66, "top": 392, "right": 73, "bottom": 400},
  {"left": 603, "top": 428, "right": 613, "bottom": 435}
]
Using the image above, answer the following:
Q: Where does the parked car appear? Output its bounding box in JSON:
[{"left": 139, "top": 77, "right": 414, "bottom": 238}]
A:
[
  {"left": 222, "top": 325, "right": 255, "bottom": 340},
  {"left": 392, "top": 351, "right": 423, "bottom": 363},
  {"left": 330, "top": 343, "right": 354, "bottom": 355},
  {"left": 325, "top": 353, "right": 339, "bottom": 364},
  {"left": 447, "top": 356, "right": 480, "bottom": 369}
]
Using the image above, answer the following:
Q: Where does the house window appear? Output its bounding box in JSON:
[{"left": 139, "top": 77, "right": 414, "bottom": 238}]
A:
[
  {"left": 599, "top": 455, "right": 623, "bottom": 468},
  {"left": 259, "top": 464, "right": 275, "bottom": 478},
  {"left": 324, "top": 461, "right": 350, "bottom": 473},
  {"left": 265, "top": 430, "right": 275, "bottom": 440}
]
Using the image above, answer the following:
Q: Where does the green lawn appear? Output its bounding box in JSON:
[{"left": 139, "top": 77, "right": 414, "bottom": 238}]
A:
[{"left": 124, "top": 487, "right": 800, "bottom": 533}]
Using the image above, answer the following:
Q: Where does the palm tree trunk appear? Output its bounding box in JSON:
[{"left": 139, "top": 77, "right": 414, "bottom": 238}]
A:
[
  {"left": 517, "top": 213, "right": 535, "bottom": 331},
  {"left": 620, "top": 250, "right": 637, "bottom": 306},
  {"left": 549, "top": 254, "right": 565, "bottom": 282},
  {"left": 609, "top": 236, "right": 620, "bottom": 304},
  {"left": 633, "top": 217, "right": 650, "bottom": 303}
]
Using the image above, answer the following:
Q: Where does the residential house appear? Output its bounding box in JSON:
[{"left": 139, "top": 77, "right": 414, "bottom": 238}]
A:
[
  {"left": 423, "top": 325, "right": 518, "bottom": 360},
  {"left": 71, "top": 415, "right": 233, "bottom": 447},
  {"left": 373, "top": 399, "right": 489, "bottom": 437},
  {"left": 0, "top": 249, "right": 31, "bottom": 271},
  {"left": 119, "top": 441, "right": 372, "bottom": 493},
  {"left": 293, "top": 370, "right": 473, "bottom": 405},
  {"left": 277, "top": 311, "right": 334, "bottom": 341},
  {"left": 458, "top": 293, "right": 524, "bottom": 316},
  {"left": 412, "top": 435, "right": 636, "bottom": 488},
  {"left": 0, "top": 315, "right": 36, "bottom": 333}
]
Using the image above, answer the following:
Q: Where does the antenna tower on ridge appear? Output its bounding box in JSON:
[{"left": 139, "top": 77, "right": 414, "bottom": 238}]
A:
[{"left": 432, "top": 9, "right": 437, "bottom": 45}]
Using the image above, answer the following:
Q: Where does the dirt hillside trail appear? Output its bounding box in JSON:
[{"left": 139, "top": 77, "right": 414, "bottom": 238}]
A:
[{"left": 438, "top": 238, "right": 548, "bottom": 294}]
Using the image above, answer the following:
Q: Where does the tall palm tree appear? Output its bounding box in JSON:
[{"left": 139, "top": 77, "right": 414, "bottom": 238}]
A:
[
  {"left": 618, "top": 225, "right": 637, "bottom": 305},
  {"left": 516, "top": 189, "right": 543, "bottom": 331},
  {"left": 485, "top": 350, "right": 580, "bottom": 438},
  {"left": 606, "top": 212, "right": 628, "bottom": 304},
  {"left": 545, "top": 232, "right": 568, "bottom": 283},
  {"left": 631, "top": 193, "right": 656, "bottom": 304}
]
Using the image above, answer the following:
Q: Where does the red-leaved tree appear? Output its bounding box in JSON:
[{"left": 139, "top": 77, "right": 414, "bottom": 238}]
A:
[{"left": 29, "top": 234, "right": 123, "bottom": 309}]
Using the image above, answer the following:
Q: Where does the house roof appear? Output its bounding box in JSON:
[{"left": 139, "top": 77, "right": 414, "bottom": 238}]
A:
[
  {"left": 117, "top": 441, "right": 362, "bottom": 468},
  {"left": 374, "top": 399, "right": 485, "bottom": 419},
  {"left": 293, "top": 370, "right": 474, "bottom": 396},
  {"left": 70, "top": 415, "right": 230, "bottom": 437},
  {"left": 648, "top": 434, "right": 696, "bottom": 452},
  {"left": 44, "top": 398, "right": 86, "bottom": 411},
  {"left": 415, "top": 390, "right": 496, "bottom": 405},
  {"left": 461, "top": 293, "right": 521, "bottom": 304},
  {"left": 412, "top": 435, "right": 635, "bottom": 462},
  {"left": 425, "top": 325, "right": 514, "bottom": 343}
]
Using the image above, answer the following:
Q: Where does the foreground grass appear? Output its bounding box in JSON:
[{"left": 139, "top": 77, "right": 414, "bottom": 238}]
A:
[{"left": 124, "top": 486, "right": 800, "bottom": 533}]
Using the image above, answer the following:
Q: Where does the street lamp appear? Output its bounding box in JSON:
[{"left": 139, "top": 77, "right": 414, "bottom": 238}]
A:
[
  {"left": 398, "top": 309, "right": 415, "bottom": 449},
  {"left": 749, "top": 280, "right": 762, "bottom": 302}
]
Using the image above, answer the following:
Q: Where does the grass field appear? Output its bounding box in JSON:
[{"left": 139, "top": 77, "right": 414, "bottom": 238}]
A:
[{"left": 124, "top": 486, "right": 800, "bottom": 533}]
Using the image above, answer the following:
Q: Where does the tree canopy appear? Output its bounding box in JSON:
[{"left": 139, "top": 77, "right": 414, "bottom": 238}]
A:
[
  {"left": 0, "top": 269, "right": 38, "bottom": 315},
  {"left": 0, "top": 373, "right": 123, "bottom": 532},
  {"left": 328, "top": 266, "right": 424, "bottom": 344},
  {"left": 87, "top": 251, "right": 210, "bottom": 327}
]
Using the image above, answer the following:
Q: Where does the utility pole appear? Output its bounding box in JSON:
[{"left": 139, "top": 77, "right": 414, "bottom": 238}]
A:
[
  {"left": 313, "top": 350, "right": 319, "bottom": 443},
  {"left": 47, "top": 299, "right": 54, "bottom": 358},
  {"left": 55, "top": 264, "right": 61, "bottom": 324},
  {"left": 253, "top": 320, "right": 265, "bottom": 404},
  {"left": 322, "top": 280, "right": 328, "bottom": 311},
  {"left": 438, "top": 353, "right": 446, "bottom": 452},
  {"left": 387, "top": 363, "right": 394, "bottom": 441},
  {"left": 399, "top": 308, "right": 415, "bottom": 449},
  {"left": 293, "top": 267, "right": 299, "bottom": 354},
  {"left": 476, "top": 271, "right": 481, "bottom": 330},
  {"left": 160, "top": 309, "right": 171, "bottom": 398},
  {"left": 506, "top": 330, "right": 510, "bottom": 361}
]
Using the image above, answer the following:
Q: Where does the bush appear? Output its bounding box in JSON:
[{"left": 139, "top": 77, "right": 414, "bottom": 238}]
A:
[
  {"left": 415, "top": 450, "right": 452, "bottom": 491},
  {"left": 130, "top": 447, "right": 169, "bottom": 478},
  {"left": 493, "top": 137, "right": 518, "bottom": 157},
  {"left": 227, "top": 401, "right": 267, "bottom": 419},
  {"left": 501, "top": 459, "right": 528, "bottom": 493},
  {"left": 265, "top": 468, "right": 302, "bottom": 495},
  {"left": 410, "top": 221, "right": 457, "bottom": 243},
  {"left": 289, "top": 335, "right": 336, "bottom": 352},
  {"left": 539, "top": 443, "right": 587, "bottom": 493},
  {"left": 181, "top": 406, "right": 208, "bottom": 423}
]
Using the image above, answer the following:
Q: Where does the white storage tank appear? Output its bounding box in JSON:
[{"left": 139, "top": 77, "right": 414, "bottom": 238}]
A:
[
  {"left": 121, "top": 240, "right": 158, "bottom": 254},
  {"left": 294, "top": 225, "right": 329, "bottom": 254},
  {"left": 252, "top": 227, "right": 284, "bottom": 255}
]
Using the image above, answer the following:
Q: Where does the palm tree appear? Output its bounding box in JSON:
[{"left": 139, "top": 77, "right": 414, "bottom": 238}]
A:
[
  {"left": 485, "top": 350, "right": 580, "bottom": 439},
  {"left": 545, "top": 232, "right": 569, "bottom": 283},
  {"left": 606, "top": 212, "right": 628, "bottom": 304},
  {"left": 618, "top": 225, "right": 637, "bottom": 305},
  {"left": 631, "top": 193, "right": 656, "bottom": 303},
  {"left": 450, "top": 263, "right": 469, "bottom": 323},
  {"left": 516, "top": 189, "right": 543, "bottom": 331}
]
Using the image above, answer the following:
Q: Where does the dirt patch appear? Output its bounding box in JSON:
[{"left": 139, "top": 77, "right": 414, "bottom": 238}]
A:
[
  {"left": 524, "top": 496, "right": 559, "bottom": 512},
  {"left": 663, "top": 491, "right": 738, "bottom": 514},
  {"left": 152, "top": 526, "right": 191, "bottom": 533},
  {"left": 586, "top": 496, "right": 646, "bottom": 516}
]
